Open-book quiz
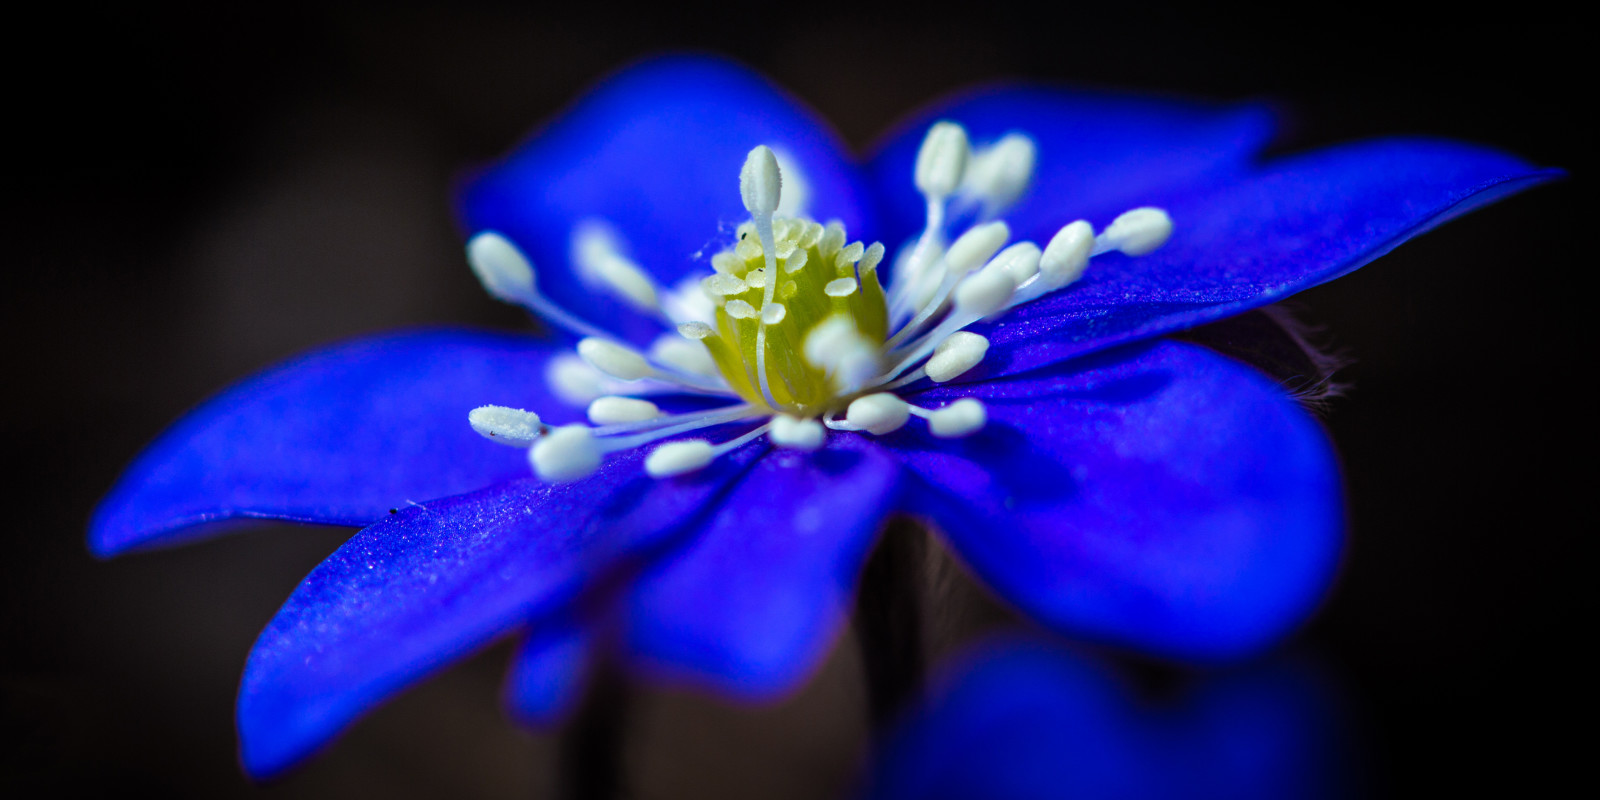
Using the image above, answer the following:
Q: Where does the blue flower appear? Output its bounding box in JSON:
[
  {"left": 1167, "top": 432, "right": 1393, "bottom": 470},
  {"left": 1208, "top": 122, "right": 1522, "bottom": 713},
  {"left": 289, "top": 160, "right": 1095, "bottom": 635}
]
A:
[
  {"left": 861, "top": 636, "right": 1357, "bottom": 800},
  {"left": 89, "top": 54, "right": 1556, "bottom": 779}
]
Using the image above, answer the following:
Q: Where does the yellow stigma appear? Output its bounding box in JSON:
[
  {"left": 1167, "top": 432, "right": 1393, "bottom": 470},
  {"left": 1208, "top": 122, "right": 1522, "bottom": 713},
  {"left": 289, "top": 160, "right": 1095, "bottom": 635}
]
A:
[{"left": 683, "top": 217, "right": 888, "bottom": 415}]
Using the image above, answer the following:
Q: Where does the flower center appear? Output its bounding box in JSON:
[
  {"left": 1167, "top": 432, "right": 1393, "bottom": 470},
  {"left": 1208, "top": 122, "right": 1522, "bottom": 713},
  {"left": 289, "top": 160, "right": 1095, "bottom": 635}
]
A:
[
  {"left": 684, "top": 215, "right": 887, "bottom": 416},
  {"left": 462, "top": 121, "right": 1175, "bottom": 481}
]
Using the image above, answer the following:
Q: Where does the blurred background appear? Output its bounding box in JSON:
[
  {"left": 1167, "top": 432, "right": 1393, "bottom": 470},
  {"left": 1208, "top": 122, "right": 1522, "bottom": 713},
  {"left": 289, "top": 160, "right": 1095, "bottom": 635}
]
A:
[{"left": 3, "top": 2, "right": 1586, "bottom": 797}]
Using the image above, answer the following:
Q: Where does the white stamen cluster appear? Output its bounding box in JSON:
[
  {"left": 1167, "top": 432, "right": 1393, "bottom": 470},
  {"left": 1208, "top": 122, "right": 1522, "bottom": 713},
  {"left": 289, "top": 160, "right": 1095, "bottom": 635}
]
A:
[{"left": 464, "top": 120, "right": 1173, "bottom": 482}]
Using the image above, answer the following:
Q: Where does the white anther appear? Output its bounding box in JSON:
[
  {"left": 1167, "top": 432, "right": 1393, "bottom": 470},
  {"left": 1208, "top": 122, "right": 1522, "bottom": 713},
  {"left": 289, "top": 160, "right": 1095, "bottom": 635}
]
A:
[
  {"left": 803, "top": 317, "right": 878, "bottom": 392},
  {"left": 953, "top": 266, "right": 1016, "bottom": 317},
  {"left": 651, "top": 332, "right": 716, "bottom": 375},
  {"left": 914, "top": 121, "right": 971, "bottom": 198},
  {"left": 847, "top": 393, "right": 912, "bottom": 435},
  {"left": 927, "top": 398, "right": 987, "bottom": 438},
  {"left": 769, "top": 415, "right": 825, "bottom": 450},
  {"left": 744, "top": 268, "right": 769, "bottom": 290},
  {"left": 571, "top": 221, "right": 659, "bottom": 311},
  {"left": 825, "top": 277, "right": 858, "bottom": 297},
  {"left": 962, "top": 133, "right": 1037, "bottom": 209},
  {"left": 782, "top": 248, "right": 809, "bottom": 274},
  {"left": 645, "top": 439, "right": 716, "bottom": 478},
  {"left": 468, "top": 406, "right": 544, "bottom": 447},
  {"left": 547, "top": 354, "right": 609, "bottom": 406},
  {"left": 663, "top": 274, "right": 716, "bottom": 324},
  {"left": 740, "top": 145, "right": 783, "bottom": 216},
  {"left": 760, "top": 303, "right": 787, "bottom": 325},
  {"left": 1040, "top": 220, "right": 1095, "bottom": 287},
  {"left": 925, "top": 332, "right": 990, "bottom": 382},
  {"left": 530, "top": 425, "right": 602, "bottom": 482},
  {"left": 1102, "top": 207, "right": 1173, "bottom": 256},
  {"left": 944, "top": 221, "right": 1011, "bottom": 278},
  {"left": 677, "top": 321, "right": 713, "bottom": 340},
  {"left": 725, "top": 299, "right": 757, "bottom": 319},
  {"left": 587, "top": 396, "right": 661, "bottom": 425},
  {"left": 703, "top": 274, "right": 747, "bottom": 296},
  {"left": 987, "top": 241, "right": 1042, "bottom": 288},
  {"left": 577, "top": 338, "right": 652, "bottom": 381},
  {"left": 466, "top": 231, "right": 536, "bottom": 303},
  {"left": 711, "top": 251, "right": 743, "bottom": 274},
  {"left": 859, "top": 241, "right": 886, "bottom": 274}
]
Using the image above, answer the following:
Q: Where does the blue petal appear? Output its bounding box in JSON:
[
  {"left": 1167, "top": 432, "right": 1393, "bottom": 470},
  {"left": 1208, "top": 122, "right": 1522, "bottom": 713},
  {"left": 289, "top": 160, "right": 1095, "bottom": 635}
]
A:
[
  {"left": 977, "top": 139, "right": 1560, "bottom": 374},
  {"left": 504, "top": 618, "right": 592, "bottom": 727},
  {"left": 89, "top": 329, "right": 578, "bottom": 557},
  {"left": 867, "top": 86, "right": 1276, "bottom": 245},
  {"left": 458, "top": 54, "right": 872, "bottom": 346},
  {"left": 237, "top": 443, "right": 759, "bottom": 779},
  {"left": 862, "top": 637, "right": 1353, "bottom": 800},
  {"left": 896, "top": 341, "right": 1341, "bottom": 660},
  {"left": 622, "top": 437, "right": 901, "bottom": 697}
]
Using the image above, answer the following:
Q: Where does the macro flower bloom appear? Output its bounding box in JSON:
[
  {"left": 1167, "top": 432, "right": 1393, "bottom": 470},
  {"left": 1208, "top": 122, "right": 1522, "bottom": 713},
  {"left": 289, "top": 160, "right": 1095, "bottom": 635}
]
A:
[
  {"left": 861, "top": 636, "right": 1356, "bottom": 800},
  {"left": 90, "top": 55, "right": 1556, "bottom": 778}
]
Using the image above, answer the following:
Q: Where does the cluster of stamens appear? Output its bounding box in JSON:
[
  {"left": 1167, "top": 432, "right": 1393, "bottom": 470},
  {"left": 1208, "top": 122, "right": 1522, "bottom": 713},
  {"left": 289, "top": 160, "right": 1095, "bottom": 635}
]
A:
[{"left": 464, "top": 121, "right": 1173, "bottom": 481}]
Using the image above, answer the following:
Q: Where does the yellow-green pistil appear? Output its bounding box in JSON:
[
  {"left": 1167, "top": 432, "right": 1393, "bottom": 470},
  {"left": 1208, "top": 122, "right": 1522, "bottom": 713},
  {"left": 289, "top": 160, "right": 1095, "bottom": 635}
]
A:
[{"left": 679, "top": 217, "right": 887, "bottom": 416}]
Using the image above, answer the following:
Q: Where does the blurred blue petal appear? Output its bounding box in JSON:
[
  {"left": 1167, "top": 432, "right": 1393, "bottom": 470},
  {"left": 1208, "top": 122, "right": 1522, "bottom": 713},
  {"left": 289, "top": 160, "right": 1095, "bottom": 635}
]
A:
[
  {"left": 862, "top": 637, "right": 1355, "bottom": 800},
  {"left": 623, "top": 437, "right": 900, "bottom": 697},
  {"left": 90, "top": 329, "right": 575, "bottom": 557},
  {"left": 868, "top": 87, "right": 1276, "bottom": 245},
  {"left": 895, "top": 341, "right": 1342, "bottom": 660},
  {"left": 458, "top": 54, "right": 873, "bottom": 346},
  {"left": 237, "top": 443, "right": 759, "bottom": 779},
  {"left": 505, "top": 617, "right": 593, "bottom": 726},
  {"left": 974, "top": 139, "right": 1561, "bottom": 372}
]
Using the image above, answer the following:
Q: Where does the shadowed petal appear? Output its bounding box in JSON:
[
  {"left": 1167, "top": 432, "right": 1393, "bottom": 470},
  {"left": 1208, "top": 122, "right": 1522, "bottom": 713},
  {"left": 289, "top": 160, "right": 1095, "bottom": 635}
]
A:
[
  {"left": 861, "top": 637, "right": 1355, "bottom": 800},
  {"left": 89, "top": 329, "right": 578, "bottom": 557},
  {"left": 895, "top": 341, "right": 1341, "bottom": 660},
  {"left": 867, "top": 86, "right": 1276, "bottom": 245},
  {"left": 504, "top": 618, "right": 592, "bottom": 726},
  {"left": 459, "top": 54, "right": 872, "bottom": 346},
  {"left": 976, "top": 139, "right": 1560, "bottom": 376},
  {"left": 623, "top": 437, "right": 901, "bottom": 697},
  {"left": 237, "top": 443, "right": 760, "bottom": 779}
]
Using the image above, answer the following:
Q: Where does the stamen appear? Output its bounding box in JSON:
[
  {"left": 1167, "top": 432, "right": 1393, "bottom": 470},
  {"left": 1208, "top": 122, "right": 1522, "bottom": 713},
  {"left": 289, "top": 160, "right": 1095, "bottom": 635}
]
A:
[
  {"left": 588, "top": 404, "right": 759, "bottom": 438},
  {"left": 893, "top": 121, "right": 971, "bottom": 323},
  {"left": 886, "top": 220, "right": 1010, "bottom": 349},
  {"left": 952, "top": 265, "right": 1016, "bottom": 317},
  {"left": 466, "top": 232, "right": 615, "bottom": 342},
  {"left": 577, "top": 338, "right": 653, "bottom": 381},
  {"left": 546, "top": 354, "right": 609, "bottom": 406},
  {"left": 1038, "top": 220, "right": 1095, "bottom": 289},
  {"left": 913, "top": 398, "right": 988, "bottom": 438},
  {"left": 530, "top": 425, "right": 603, "bottom": 482},
  {"left": 846, "top": 393, "right": 911, "bottom": 435},
  {"left": 644, "top": 439, "right": 715, "bottom": 477},
  {"left": 571, "top": 220, "right": 662, "bottom": 313},
  {"left": 958, "top": 133, "right": 1037, "bottom": 219},
  {"left": 988, "top": 241, "right": 1042, "bottom": 288},
  {"left": 1096, "top": 207, "right": 1174, "bottom": 256},
  {"left": 586, "top": 396, "right": 661, "bottom": 425},
  {"left": 468, "top": 406, "right": 544, "bottom": 447},
  {"left": 645, "top": 422, "right": 773, "bottom": 478},
  {"left": 924, "top": 332, "right": 989, "bottom": 383},
  {"left": 466, "top": 231, "right": 536, "bottom": 303},
  {"left": 770, "top": 414, "right": 826, "bottom": 450}
]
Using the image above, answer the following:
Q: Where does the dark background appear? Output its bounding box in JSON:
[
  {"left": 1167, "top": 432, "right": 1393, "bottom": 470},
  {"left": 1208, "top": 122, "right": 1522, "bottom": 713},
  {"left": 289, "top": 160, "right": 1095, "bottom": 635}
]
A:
[{"left": 4, "top": 2, "right": 1587, "bottom": 797}]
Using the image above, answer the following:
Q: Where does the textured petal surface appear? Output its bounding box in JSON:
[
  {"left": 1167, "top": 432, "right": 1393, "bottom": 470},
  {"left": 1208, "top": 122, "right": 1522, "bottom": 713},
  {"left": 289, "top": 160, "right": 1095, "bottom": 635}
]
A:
[
  {"left": 237, "top": 444, "right": 759, "bottom": 779},
  {"left": 975, "top": 139, "right": 1560, "bottom": 374},
  {"left": 862, "top": 637, "right": 1353, "bottom": 800},
  {"left": 458, "top": 54, "right": 872, "bottom": 346},
  {"left": 867, "top": 86, "right": 1276, "bottom": 245},
  {"left": 90, "top": 329, "right": 578, "bottom": 556},
  {"left": 896, "top": 341, "right": 1341, "bottom": 659},
  {"left": 623, "top": 437, "right": 901, "bottom": 697}
]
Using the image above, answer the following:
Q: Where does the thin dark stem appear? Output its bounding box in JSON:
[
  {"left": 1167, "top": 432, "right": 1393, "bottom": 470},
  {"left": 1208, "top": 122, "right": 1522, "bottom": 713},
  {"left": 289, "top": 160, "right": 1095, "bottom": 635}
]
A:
[
  {"left": 557, "top": 663, "right": 629, "bottom": 800},
  {"left": 854, "top": 517, "right": 928, "bottom": 730}
]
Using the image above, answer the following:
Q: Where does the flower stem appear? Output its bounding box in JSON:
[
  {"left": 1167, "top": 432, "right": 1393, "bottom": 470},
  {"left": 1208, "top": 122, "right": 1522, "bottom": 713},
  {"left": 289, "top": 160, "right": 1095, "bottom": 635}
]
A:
[
  {"left": 557, "top": 662, "right": 629, "bottom": 800},
  {"left": 854, "top": 517, "right": 928, "bottom": 729}
]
